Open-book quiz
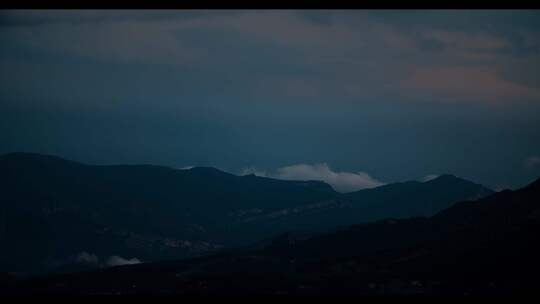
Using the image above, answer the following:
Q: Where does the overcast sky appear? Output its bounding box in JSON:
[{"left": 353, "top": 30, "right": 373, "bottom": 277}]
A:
[{"left": 1, "top": 10, "right": 539, "bottom": 190}]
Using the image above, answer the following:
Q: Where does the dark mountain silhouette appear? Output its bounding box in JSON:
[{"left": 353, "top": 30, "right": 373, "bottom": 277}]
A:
[
  {"left": 5, "top": 176, "right": 538, "bottom": 295},
  {"left": 248, "top": 174, "right": 493, "bottom": 234},
  {"left": 0, "top": 152, "right": 335, "bottom": 274},
  {"left": 0, "top": 152, "right": 492, "bottom": 275}
]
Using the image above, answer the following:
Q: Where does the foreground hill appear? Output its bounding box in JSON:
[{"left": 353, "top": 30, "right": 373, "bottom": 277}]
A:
[
  {"left": 0, "top": 152, "right": 491, "bottom": 274},
  {"left": 6, "top": 176, "right": 537, "bottom": 295}
]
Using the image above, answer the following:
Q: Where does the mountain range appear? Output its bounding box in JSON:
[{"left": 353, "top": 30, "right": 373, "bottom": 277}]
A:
[{"left": 1, "top": 152, "right": 492, "bottom": 275}]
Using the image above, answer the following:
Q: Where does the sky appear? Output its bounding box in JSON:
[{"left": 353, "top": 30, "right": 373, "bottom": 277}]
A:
[{"left": 1, "top": 9, "right": 540, "bottom": 191}]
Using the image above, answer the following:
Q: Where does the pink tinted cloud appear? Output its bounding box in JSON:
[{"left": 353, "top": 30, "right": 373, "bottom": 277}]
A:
[
  {"left": 422, "top": 30, "right": 508, "bottom": 50},
  {"left": 401, "top": 66, "right": 540, "bottom": 102}
]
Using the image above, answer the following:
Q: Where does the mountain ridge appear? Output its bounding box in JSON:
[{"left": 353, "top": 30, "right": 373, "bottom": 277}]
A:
[{"left": 0, "top": 152, "right": 494, "bottom": 275}]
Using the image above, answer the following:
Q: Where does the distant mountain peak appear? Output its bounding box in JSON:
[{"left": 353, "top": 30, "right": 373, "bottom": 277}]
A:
[
  {"left": 187, "top": 166, "right": 231, "bottom": 175},
  {"left": 529, "top": 176, "right": 540, "bottom": 188},
  {"left": 1, "top": 151, "right": 64, "bottom": 160},
  {"left": 0, "top": 152, "right": 83, "bottom": 166},
  {"left": 435, "top": 173, "right": 458, "bottom": 179},
  {"left": 425, "top": 173, "right": 467, "bottom": 183}
]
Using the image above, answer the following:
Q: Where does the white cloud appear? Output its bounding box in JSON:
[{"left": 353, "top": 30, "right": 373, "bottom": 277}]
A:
[
  {"left": 241, "top": 163, "right": 384, "bottom": 193},
  {"left": 105, "top": 256, "right": 141, "bottom": 267},
  {"left": 240, "top": 167, "right": 268, "bottom": 177},
  {"left": 179, "top": 166, "right": 194, "bottom": 170}
]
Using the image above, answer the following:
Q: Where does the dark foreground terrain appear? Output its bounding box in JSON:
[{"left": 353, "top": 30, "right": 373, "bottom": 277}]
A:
[{"left": 3, "top": 176, "right": 539, "bottom": 295}]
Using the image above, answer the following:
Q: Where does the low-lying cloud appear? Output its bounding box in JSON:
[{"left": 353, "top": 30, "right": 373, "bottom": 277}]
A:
[
  {"left": 105, "top": 256, "right": 142, "bottom": 267},
  {"left": 240, "top": 167, "right": 269, "bottom": 177},
  {"left": 241, "top": 163, "right": 384, "bottom": 193},
  {"left": 76, "top": 251, "right": 99, "bottom": 265},
  {"left": 75, "top": 251, "right": 141, "bottom": 268}
]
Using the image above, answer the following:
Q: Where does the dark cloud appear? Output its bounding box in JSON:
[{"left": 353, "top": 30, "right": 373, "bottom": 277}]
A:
[
  {"left": 1, "top": 10, "right": 539, "bottom": 189},
  {"left": 0, "top": 10, "right": 236, "bottom": 26}
]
